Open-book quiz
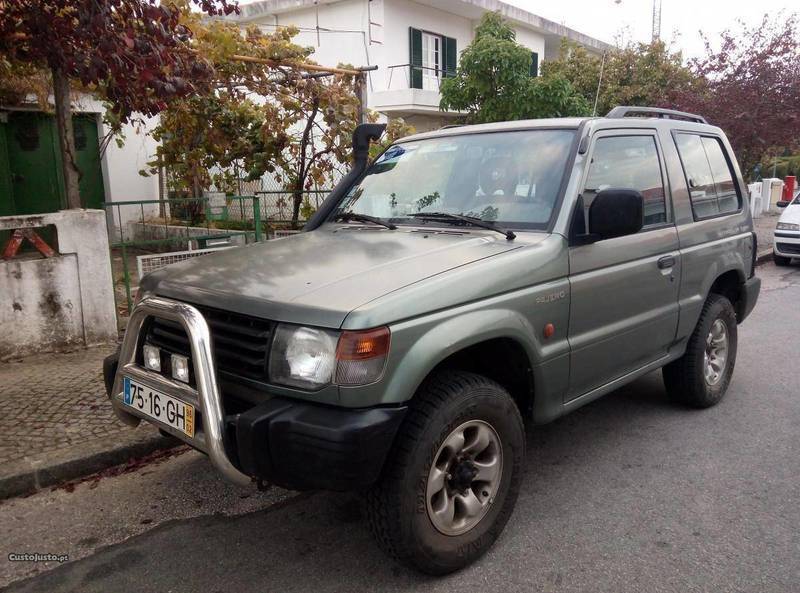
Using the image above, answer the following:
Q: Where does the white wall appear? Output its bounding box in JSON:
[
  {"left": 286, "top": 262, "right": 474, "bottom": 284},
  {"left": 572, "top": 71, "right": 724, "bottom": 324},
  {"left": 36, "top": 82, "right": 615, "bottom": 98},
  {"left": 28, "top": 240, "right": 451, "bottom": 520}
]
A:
[
  {"left": 382, "top": 0, "right": 474, "bottom": 91},
  {"left": 71, "top": 94, "right": 160, "bottom": 236},
  {"left": 513, "top": 26, "right": 546, "bottom": 74},
  {"left": 254, "top": 0, "right": 547, "bottom": 103},
  {"left": 271, "top": 0, "right": 378, "bottom": 84},
  {"left": 0, "top": 210, "right": 118, "bottom": 359}
]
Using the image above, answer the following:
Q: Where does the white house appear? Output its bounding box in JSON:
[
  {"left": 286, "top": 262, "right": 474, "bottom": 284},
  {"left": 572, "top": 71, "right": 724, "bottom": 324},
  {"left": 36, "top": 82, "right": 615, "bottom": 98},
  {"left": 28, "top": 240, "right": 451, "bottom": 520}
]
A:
[{"left": 225, "top": 0, "right": 611, "bottom": 131}]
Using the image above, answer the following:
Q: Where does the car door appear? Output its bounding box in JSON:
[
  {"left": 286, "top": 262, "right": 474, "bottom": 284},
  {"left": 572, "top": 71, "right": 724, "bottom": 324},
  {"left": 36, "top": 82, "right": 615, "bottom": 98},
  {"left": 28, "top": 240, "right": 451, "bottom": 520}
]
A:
[{"left": 567, "top": 130, "right": 681, "bottom": 400}]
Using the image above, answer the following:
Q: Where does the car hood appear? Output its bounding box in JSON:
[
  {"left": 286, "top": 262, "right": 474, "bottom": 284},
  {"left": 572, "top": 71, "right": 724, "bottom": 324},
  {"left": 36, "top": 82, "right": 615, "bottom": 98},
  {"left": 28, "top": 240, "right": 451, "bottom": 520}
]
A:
[
  {"left": 778, "top": 204, "right": 800, "bottom": 225},
  {"left": 142, "top": 226, "right": 529, "bottom": 328}
]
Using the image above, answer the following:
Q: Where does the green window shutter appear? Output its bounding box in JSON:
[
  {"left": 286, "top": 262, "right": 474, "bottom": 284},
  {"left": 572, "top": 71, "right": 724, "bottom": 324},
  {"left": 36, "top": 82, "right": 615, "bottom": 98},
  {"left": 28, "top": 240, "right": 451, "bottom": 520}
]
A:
[
  {"left": 409, "top": 27, "right": 423, "bottom": 89},
  {"left": 443, "top": 36, "right": 457, "bottom": 77},
  {"left": 530, "top": 51, "right": 539, "bottom": 77}
]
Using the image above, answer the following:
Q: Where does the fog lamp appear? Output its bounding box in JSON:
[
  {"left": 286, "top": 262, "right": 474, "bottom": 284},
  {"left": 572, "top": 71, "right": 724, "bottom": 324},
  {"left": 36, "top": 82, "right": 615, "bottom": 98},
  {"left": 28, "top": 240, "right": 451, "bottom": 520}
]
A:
[
  {"left": 171, "top": 354, "right": 190, "bottom": 383},
  {"left": 143, "top": 344, "right": 161, "bottom": 372}
]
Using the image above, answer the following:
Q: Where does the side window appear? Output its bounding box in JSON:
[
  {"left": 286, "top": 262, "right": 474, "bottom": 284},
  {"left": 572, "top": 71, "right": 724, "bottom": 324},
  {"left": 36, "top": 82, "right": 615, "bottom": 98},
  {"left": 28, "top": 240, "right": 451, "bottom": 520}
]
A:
[
  {"left": 701, "top": 137, "right": 740, "bottom": 214},
  {"left": 583, "top": 135, "right": 667, "bottom": 228},
  {"left": 674, "top": 133, "right": 741, "bottom": 218}
]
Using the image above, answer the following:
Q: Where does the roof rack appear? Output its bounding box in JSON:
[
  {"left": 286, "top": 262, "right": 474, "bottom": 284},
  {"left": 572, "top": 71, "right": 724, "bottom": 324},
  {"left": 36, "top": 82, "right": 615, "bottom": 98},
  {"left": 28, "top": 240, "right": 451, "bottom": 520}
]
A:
[{"left": 606, "top": 106, "right": 708, "bottom": 125}]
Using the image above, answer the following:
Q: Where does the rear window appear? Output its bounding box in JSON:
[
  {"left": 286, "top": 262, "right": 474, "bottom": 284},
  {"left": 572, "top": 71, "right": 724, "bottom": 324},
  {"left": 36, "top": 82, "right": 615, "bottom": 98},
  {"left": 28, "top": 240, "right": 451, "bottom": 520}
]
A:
[{"left": 674, "top": 133, "right": 741, "bottom": 219}]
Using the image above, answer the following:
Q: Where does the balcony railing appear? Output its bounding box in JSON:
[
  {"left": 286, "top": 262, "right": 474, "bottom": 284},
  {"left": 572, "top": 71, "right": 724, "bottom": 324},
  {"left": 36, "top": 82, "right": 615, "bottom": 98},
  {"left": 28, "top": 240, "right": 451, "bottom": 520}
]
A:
[{"left": 385, "top": 63, "right": 455, "bottom": 92}]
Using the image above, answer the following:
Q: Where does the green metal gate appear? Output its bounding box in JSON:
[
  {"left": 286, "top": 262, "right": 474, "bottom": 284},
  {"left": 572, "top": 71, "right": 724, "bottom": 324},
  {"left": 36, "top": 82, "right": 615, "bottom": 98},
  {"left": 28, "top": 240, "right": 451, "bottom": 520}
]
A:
[{"left": 0, "top": 110, "right": 106, "bottom": 215}]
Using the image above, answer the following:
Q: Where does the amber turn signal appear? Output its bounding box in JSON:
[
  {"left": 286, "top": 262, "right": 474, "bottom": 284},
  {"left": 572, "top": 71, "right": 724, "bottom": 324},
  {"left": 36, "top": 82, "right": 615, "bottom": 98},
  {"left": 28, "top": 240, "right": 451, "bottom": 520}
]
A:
[
  {"left": 336, "top": 327, "right": 391, "bottom": 361},
  {"left": 335, "top": 327, "right": 391, "bottom": 385}
]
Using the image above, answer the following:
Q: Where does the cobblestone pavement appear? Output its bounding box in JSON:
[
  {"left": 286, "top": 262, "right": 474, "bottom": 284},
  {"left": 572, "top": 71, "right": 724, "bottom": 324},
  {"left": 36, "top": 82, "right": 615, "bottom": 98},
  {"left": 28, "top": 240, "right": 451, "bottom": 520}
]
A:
[{"left": 0, "top": 347, "right": 124, "bottom": 465}]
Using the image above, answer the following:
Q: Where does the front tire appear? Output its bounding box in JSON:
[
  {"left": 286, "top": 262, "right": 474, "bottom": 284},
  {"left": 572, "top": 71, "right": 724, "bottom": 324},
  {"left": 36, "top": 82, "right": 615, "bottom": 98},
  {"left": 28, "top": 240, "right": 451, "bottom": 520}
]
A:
[
  {"left": 366, "top": 371, "right": 525, "bottom": 575},
  {"left": 663, "top": 293, "right": 738, "bottom": 408},
  {"left": 773, "top": 252, "right": 791, "bottom": 266}
]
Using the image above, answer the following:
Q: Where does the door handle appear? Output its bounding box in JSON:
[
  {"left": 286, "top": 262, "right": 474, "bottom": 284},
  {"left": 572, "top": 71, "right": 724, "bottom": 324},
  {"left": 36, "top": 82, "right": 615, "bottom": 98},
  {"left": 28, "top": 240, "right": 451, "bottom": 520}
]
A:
[{"left": 657, "top": 255, "right": 676, "bottom": 269}]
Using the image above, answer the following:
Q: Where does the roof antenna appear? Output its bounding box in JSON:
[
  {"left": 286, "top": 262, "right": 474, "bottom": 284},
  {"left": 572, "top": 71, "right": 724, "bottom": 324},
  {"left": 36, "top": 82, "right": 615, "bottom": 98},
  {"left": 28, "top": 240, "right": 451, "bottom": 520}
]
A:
[{"left": 592, "top": 51, "right": 607, "bottom": 117}]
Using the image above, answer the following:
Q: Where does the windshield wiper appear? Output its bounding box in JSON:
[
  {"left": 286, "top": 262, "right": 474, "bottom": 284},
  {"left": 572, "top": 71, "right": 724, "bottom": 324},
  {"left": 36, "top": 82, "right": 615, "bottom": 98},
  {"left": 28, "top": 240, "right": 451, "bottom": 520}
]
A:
[
  {"left": 334, "top": 211, "right": 397, "bottom": 230},
  {"left": 410, "top": 212, "right": 516, "bottom": 240}
]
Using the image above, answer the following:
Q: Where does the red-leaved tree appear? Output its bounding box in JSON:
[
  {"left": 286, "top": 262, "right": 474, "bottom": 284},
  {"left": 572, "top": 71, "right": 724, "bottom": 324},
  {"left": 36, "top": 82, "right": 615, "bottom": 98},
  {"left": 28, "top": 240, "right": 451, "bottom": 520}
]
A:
[
  {"left": 668, "top": 14, "right": 800, "bottom": 177},
  {"left": 0, "top": 0, "right": 238, "bottom": 208}
]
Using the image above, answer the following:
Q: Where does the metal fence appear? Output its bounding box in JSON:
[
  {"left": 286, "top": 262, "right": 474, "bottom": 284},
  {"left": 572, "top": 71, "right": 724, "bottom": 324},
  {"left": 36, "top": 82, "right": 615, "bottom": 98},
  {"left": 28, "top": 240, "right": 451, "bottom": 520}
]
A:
[{"left": 105, "top": 190, "right": 330, "bottom": 322}]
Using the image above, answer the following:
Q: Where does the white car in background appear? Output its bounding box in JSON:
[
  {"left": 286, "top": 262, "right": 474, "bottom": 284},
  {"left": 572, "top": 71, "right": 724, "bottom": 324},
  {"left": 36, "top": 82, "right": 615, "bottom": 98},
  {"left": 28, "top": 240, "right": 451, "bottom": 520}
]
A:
[{"left": 774, "top": 188, "right": 800, "bottom": 266}]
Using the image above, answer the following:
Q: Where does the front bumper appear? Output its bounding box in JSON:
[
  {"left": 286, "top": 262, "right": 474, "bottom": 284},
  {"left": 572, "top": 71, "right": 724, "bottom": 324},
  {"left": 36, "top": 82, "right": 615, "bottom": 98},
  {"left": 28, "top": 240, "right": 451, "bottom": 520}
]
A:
[
  {"left": 233, "top": 399, "right": 405, "bottom": 491},
  {"left": 104, "top": 296, "right": 406, "bottom": 491},
  {"left": 773, "top": 231, "right": 800, "bottom": 257}
]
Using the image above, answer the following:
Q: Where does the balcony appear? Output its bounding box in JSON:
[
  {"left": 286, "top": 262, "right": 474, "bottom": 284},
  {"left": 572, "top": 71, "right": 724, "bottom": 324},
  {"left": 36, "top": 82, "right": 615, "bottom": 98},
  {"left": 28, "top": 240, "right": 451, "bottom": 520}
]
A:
[{"left": 369, "top": 64, "right": 460, "bottom": 119}]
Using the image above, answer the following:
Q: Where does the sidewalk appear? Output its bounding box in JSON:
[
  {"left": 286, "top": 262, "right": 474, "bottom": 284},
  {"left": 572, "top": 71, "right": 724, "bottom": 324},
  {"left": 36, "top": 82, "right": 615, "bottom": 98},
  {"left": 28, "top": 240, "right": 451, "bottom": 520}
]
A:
[{"left": 0, "top": 347, "right": 175, "bottom": 499}]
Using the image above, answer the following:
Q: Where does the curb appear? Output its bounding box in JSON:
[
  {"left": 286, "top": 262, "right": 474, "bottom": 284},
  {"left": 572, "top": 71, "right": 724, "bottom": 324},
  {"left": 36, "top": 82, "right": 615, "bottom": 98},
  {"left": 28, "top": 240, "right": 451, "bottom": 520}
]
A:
[
  {"left": 755, "top": 249, "right": 773, "bottom": 265},
  {"left": 0, "top": 428, "right": 179, "bottom": 501}
]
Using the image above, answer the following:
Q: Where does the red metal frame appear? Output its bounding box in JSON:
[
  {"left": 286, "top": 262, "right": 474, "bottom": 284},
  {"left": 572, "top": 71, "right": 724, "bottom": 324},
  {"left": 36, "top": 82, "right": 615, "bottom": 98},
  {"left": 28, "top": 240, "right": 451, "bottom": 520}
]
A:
[{"left": 1, "top": 228, "right": 57, "bottom": 260}]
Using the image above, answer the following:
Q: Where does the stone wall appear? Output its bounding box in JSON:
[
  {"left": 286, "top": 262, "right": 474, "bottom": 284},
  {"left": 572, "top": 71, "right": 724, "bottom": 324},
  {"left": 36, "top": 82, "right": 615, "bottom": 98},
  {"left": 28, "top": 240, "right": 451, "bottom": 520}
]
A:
[{"left": 0, "top": 210, "right": 118, "bottom": 359}]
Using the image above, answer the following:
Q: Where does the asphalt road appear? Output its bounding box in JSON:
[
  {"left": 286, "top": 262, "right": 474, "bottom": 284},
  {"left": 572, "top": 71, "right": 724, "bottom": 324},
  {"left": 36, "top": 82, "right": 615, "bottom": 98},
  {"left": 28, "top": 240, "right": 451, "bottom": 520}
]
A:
[{"left": 2, "top": 261, "right": 798, "bottom": 593}]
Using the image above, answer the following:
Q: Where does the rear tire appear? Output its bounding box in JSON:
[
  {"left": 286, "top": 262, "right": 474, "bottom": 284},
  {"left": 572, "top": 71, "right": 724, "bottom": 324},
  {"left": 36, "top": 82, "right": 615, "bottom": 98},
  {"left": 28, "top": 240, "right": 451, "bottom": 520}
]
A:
[
  {"left": 773, "top": 252, "right": 791, "bottom": 266},
  {"left": 663, "top": 293, "right": 738, "bottom": 408},
  {"left": 365, "top": 371, "right": 524, "bottom": 575}
]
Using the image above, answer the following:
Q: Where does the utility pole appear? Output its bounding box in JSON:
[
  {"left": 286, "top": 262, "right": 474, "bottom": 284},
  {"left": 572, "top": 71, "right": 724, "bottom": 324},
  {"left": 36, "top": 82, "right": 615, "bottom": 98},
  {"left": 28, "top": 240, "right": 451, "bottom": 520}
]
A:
[
  {"left": 652, "top": 0, "right": 662, "bottom": 41},
  {"left": 614, "top": 0, "right": 662, "bottom": 42}
]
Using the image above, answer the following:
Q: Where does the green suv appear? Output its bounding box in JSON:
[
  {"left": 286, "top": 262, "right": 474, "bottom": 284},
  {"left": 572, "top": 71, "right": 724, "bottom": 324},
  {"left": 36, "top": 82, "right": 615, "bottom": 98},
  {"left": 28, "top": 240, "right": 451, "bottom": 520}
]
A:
[{"left": 105, "top": 106, "right": 760, "bottom": 574}]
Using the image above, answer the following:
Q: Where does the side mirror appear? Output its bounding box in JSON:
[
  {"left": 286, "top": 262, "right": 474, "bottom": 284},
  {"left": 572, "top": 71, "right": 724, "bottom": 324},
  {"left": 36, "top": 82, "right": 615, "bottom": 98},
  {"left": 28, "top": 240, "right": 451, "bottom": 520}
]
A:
[
  {"left": 588, "top": 189, "right": 644, "bottom": 240},
  {"left": 776, "top": 200, "right": 790, "bottom": 208}
]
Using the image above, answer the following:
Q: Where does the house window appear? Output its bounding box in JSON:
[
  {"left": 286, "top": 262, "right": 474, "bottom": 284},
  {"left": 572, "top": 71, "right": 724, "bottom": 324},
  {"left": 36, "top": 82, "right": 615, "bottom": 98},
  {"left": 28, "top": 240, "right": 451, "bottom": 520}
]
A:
[
  {"left": 409, "top": 27, "right": 457, "bottom": 90},
  {"left": 421, "top": 32, "right": 441, "bottom": 90}
]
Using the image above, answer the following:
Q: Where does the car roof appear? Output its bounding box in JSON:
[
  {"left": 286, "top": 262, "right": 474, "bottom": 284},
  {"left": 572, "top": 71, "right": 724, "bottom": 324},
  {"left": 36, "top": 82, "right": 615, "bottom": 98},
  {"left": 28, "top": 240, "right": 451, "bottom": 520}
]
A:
[
  {"left": 398, "top": 115, "right": 722, "bottom": 143},
  {"left": 398, "top": 118, "right": 589, "bottom": 143}
]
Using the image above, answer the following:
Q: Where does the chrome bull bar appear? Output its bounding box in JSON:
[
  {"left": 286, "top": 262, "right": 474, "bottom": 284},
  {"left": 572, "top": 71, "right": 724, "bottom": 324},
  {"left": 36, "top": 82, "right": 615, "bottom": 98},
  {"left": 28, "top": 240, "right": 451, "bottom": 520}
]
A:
[{"left": 110, "top": 296, "right": 251, "bottom": 486}]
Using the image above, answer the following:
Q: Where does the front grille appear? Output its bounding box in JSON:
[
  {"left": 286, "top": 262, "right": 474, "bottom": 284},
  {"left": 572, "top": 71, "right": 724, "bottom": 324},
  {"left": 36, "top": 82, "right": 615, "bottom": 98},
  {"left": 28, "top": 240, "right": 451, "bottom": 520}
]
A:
[
  {"left": 776, "top": 242, "right": 800, "bottom": 255},
  {"left": 144, "top": 304, "right": 274, "bottom": 382}
]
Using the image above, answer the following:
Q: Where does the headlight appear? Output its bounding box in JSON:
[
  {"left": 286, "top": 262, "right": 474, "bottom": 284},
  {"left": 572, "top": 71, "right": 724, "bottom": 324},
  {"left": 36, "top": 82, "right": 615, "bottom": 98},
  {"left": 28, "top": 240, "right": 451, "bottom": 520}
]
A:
[
  {"left": 269, "top": 325, "right": 339, "bottom": 389},
  {"left": 777, "top": 222, "right": 800, "bottom": 231},
  {"left": 268, "top": 324, "right": 390, "bottom": 389}
]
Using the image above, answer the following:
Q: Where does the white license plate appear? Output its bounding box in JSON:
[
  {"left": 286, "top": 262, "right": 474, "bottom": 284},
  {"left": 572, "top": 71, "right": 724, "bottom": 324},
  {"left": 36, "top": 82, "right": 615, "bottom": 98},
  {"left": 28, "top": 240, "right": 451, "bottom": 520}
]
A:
[{"left": 122, "top": 376, "right": 195, "bottom": 437}]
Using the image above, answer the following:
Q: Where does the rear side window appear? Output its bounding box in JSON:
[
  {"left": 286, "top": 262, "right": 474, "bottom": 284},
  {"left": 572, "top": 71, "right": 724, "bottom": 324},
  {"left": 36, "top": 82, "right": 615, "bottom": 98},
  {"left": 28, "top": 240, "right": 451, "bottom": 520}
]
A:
[
  {"left": 583, "top": 135, "right": 667, "bottom": 227},
  {"left": 674, "top": 133, "right": 741, "bottom": 218}
]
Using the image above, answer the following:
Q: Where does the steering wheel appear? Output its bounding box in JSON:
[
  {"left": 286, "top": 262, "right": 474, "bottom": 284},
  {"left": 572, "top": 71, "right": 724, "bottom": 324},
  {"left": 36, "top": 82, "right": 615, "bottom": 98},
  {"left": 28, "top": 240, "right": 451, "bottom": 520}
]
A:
[{"left": 479, "top": 157, "right": 518, "bottom": 197}]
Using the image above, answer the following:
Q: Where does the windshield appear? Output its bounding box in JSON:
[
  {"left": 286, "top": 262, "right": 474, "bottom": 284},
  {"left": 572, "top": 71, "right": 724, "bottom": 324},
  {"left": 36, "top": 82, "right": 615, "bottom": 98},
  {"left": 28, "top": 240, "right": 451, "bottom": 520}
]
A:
[{"left": 334, "top": 129, "right": 576, "bottom": 230}]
